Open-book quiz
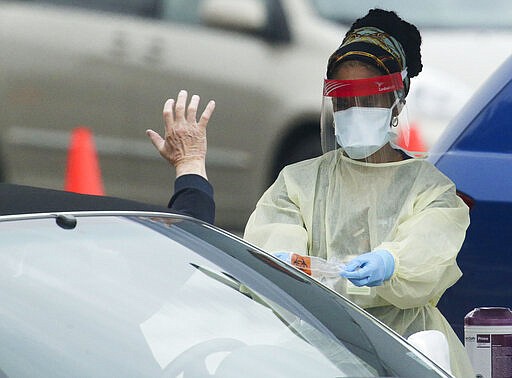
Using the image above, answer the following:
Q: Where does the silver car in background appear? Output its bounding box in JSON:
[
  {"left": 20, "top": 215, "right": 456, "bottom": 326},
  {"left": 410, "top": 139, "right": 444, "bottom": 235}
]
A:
[{"left": 0, "top": 0, "right": 510, "bottom": 229}]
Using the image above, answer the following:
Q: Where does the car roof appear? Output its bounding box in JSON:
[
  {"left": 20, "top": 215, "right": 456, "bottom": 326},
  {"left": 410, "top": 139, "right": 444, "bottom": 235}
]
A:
[
  {"left": 428, "top": 54, "right": 512, "bottom": 163},
  {"left": 0, "top": 183, "right": 173, "bottom": 216}
]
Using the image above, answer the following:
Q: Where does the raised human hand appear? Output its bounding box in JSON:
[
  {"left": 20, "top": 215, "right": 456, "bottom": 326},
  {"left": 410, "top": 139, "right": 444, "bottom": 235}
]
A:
[{"left": 146, "top": 90, "right": 215, "bottom": 178}]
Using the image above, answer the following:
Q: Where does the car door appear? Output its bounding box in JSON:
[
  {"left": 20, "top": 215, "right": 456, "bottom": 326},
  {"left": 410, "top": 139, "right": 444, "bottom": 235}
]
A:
[
  {"left": 118, "top": 0, "right": 275, "bottom": 217},
  {"left": 0, "top": 0, "right": 142, "bottom": 189},
  {"left": 431, "top": 58, "right": 512, "bottom": 339}
]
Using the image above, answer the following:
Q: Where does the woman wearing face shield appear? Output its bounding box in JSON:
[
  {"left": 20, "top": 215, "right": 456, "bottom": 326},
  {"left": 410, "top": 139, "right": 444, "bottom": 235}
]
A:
[{"left": 244, "top": 9, "right": 473, "bottom": 378}]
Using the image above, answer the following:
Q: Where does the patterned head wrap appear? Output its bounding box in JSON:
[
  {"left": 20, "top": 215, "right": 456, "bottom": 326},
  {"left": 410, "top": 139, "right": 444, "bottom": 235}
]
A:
[{"left": 327, "top": 26, "right": 410, "bottom": 95}]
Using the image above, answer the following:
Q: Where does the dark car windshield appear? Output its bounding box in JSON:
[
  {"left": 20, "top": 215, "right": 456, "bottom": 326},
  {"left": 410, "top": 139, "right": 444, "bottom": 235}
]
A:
[
  {"left": 0, "top": 213, "right": 447, "bottom": 377},
  {"left": 310, "top": 0, "right": 512, "bottom": 29}
]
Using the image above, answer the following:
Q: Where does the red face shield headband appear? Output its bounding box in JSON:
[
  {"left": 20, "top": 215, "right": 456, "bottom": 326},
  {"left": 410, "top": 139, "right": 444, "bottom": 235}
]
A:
[{"left": 323, "top": 72, "right": 404, "bottom": 98}]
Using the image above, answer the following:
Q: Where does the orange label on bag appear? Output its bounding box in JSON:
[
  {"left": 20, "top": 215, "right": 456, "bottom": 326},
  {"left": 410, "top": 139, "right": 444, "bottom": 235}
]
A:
[{"left": 291, "top": 254, "right": 312, "bottom": 275}]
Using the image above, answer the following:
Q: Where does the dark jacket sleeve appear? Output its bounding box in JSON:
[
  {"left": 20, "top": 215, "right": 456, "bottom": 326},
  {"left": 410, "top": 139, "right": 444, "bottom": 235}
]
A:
[{"left": 167, "top": 174, "right": 215, "bottom": 224}]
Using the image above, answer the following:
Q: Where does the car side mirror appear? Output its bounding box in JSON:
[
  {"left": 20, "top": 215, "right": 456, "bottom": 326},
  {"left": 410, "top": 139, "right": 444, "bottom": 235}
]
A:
[
  {"left": 407, "top": 330, "right": 452, "bottom": 374},
  {"left": 199, "top": 0, "right": 267, "bottom": 34}
]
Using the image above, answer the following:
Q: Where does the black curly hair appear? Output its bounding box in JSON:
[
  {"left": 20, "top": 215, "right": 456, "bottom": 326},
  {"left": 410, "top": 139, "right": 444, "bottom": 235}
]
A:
[
  {"left": 327, "top": 8, "right": 423, "bottom": 95},
  {"left": 346, "top": 8, "right": 422, "bottom": 78}
]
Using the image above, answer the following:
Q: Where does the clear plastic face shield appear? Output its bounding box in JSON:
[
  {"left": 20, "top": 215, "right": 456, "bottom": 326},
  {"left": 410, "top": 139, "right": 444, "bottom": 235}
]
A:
[{"left": 321, "top": 71, "right": 417, "bottom": 162}]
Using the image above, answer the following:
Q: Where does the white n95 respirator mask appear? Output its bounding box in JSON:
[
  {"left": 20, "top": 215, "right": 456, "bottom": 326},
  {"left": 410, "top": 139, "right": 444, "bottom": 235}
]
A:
[
  {"left": 333, "top": 105, "right": 394, "bottom": 160},
  {"left": 320, "top": 71, "right": 416, "bottom": 161}
]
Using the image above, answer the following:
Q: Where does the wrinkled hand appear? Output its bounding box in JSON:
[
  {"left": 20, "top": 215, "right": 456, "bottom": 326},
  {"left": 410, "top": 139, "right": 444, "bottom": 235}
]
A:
[
  {"left": 146, "top": 90, "right": 215, "bottom": 178},
  {"left": 340, "top": 250, "right": 395, "bottom": 287}
]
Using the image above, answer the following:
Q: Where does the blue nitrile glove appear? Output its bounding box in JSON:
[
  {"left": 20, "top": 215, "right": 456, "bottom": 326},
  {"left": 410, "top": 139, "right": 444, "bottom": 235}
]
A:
[
  {"left": 340, "top": 250, "right": 395, "bottom": 287},
  {"left": 272, "top": 252, "right": 292, "bottom": 264}
]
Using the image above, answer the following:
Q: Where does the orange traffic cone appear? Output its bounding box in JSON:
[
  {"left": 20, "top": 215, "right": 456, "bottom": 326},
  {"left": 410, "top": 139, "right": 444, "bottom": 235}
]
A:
[
  {"left": 64, "top": 127, "right": 104, "bottom": 195},
  {"left": 396, "top": 123, "right": 426, "bottom": 153}
]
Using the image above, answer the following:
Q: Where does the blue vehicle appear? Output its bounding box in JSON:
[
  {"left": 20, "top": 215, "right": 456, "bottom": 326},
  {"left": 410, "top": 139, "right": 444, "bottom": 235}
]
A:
[{"left": 428, "top": 54, "right": 512, "bottom": 340}]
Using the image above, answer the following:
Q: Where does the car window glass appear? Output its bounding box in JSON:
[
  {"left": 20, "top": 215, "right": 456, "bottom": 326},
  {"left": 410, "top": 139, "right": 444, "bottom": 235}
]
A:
[
  {"left": 20, "top": 0, "right": 159, "bottom": 17},
  {"left": 160, "top": 0, "right": 202, "bottom": 24},
  {"left": 162, "top": 218, "right": 447, "bottom": 377},
  {"left": 160, "top": 0, "right": 269, "bottom": 27},
  {"left": 0, "top": 216, "right": 377, "bottom": 377},
  {"left": 309, "top": 0, "right": 512, "bottom": 28}
]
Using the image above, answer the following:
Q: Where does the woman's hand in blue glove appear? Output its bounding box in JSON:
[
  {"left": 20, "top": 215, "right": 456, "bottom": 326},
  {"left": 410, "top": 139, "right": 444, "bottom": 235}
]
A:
[
  {"left": 340, "top": 250, "right": 395, "bottom": 287},
  {"left": 272, "top": 252, "right": 292, "bottom": 263}
]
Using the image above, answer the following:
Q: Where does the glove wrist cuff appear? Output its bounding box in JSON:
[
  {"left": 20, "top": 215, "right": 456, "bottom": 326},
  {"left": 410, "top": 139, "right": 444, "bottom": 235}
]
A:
[{"left": 374, "top": 249, "right": 395, "bottom": 281}]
